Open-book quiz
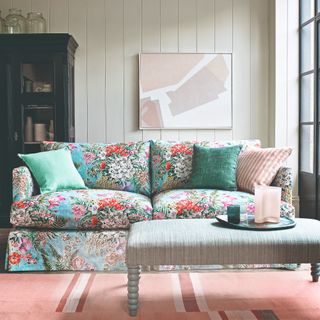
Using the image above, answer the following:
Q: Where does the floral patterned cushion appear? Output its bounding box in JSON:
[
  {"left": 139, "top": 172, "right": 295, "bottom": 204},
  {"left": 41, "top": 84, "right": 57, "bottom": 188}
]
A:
[
  {"left": 42, "top": 141, "right": 151, "bottom": 196},
  {"left": 151, "top": 139, "right": 261, "bottom": 194},
  {"left": 11, "top": 189, "right": 153, "bottom": 230},
  {"left": 152, "top": 189, "right": 295, "bottom": 220}
]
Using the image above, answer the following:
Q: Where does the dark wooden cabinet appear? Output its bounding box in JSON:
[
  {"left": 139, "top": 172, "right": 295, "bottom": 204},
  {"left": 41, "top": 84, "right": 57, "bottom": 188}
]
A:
[{"left": 0, "top": 34, "right": 78, "bottom": 227}]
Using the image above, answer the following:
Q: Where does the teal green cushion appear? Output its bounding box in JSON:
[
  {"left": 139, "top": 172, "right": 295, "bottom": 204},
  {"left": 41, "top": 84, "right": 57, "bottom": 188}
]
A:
[
  {"left": 186, "top": 144, "right": 241, "bottom": 191},
  {"left": 19, "top": 149, "right": 86, "bottom": 194}
]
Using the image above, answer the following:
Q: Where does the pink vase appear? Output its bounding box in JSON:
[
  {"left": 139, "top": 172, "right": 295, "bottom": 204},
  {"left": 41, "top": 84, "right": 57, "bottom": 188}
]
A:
[{"left": 254, "top": 186, "right": 281, "bottom": 223}]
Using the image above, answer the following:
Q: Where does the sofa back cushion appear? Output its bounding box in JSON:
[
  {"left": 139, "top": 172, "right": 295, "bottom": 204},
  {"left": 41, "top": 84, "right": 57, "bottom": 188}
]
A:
[
  {"left": 237, "top": 147, "right": 292, "bottom": 194},
  {"left": 42, "top": 141, "right": 151, "bottom": 196},
  {"left": 150, "top": 139, "right": 261, "bottom": 194}
]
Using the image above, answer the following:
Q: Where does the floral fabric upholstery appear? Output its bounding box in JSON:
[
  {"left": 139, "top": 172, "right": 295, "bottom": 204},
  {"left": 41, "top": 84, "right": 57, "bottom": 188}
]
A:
[
  {"left": 42, "top": 141, "right": 151, "bottom": 196},
  {"left": 6, "top": 229, "right": 297, "bottom": 272},
  {"left": 6, "top": 229, "right": 128, "bottom": 271},
  {"left": 8, "top": 139, "right": 297, "bottom": 273},
  {"left": 12, "top": 166, "right": 35, "bottom": 202},
  {"left": 272, "top": 167, "right": 293, "bottom": 204},
  {"left": 11, "top": 189, "right": 152, "bottom": 230},
  {"left": 152, "top": 189, "right": 295, "bottom": 220},
  {"left": 151, "top": 139, "right": 261, "bottom": 194}
]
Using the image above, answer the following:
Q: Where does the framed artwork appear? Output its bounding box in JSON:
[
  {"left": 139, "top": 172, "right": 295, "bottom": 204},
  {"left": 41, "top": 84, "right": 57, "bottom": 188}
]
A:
[{"left": 139, "top": 53, "right": 232, "bottom": 129}]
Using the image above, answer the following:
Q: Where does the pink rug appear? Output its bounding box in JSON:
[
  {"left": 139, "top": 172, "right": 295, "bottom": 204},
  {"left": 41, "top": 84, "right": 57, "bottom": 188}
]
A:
[{"left": 0, "top": 270, "right": 319, "bottom": 319}]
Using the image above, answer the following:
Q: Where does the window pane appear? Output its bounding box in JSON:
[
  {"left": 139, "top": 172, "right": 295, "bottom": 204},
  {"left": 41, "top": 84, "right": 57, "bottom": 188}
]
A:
[
  {"left": 301, "top": 23, "right": 314, "bottom": 73},
  {"left": 301, "top": 0, "right": 314, "bottom": 24},
  {"left": 301, "top": 73, "right": 314, "bottom": 122},
  {"left": 318, "top": 22, "right": 320, "bottom": 66},
  {"left": 301, "top": 125, "right": 314, "bottom": 173},
  {"left": 319, "top": 126, "right": 320, "bottom": 175}
]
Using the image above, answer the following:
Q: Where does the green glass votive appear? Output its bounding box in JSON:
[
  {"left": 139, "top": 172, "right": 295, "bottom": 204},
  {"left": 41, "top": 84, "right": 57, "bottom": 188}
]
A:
[{"left": 227, "top": 205, "right": 240, "bottom": 224}]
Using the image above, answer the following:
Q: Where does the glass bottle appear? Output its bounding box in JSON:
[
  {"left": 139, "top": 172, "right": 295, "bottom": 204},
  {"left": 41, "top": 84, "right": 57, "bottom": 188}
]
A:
[
  {"left": 5, "top": 9, "right": 26, "bottom": 34},
  {"left": 0, "top": 11, "right": 6, "bottom": 33},
  {"left": 26, "top": 12, "right": 46, "bottom": 33}
]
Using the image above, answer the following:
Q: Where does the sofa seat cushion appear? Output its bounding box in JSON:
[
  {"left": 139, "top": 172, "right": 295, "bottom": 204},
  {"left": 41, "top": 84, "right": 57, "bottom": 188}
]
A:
[
  {"left": 152, "top": 189, "right": 294, "bottom": 220},
  {"left": 11, "top": 189, "right": 153, "bottom": 230}
]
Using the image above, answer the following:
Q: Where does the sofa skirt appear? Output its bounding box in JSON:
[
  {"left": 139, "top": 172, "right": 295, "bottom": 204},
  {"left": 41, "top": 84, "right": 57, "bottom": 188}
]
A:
[
  {"left": 6, "top": 229, "right": 128, "bottom": 272},
  {"left": 6, "top": 229, "right": 298, "bottom": 272}
]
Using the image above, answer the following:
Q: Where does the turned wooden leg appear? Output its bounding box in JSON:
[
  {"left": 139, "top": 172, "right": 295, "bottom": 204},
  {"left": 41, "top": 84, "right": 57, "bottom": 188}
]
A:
[
  {"left": 311, "top": 263, "right": 320, "bottom": 282},
  {"left": 128, "top": 265, "right": 140, "bottom": 316}
]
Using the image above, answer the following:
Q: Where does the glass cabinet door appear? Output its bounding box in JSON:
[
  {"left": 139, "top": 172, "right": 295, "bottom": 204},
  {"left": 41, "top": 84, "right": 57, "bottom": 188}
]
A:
[
  {"left": 22, "top": 63, "right": 53, "bottom": 93},
  {"left": 19, "top": 61, "right": 56, "bottom": 153},
  {"left": 22, "top": 105, "right": 55, "bottom": 153}
]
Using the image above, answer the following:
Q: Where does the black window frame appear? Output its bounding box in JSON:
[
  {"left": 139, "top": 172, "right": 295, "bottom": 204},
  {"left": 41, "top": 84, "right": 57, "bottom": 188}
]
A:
[{"left": 299, "top": 0, "right": 320, "bottom": 219}]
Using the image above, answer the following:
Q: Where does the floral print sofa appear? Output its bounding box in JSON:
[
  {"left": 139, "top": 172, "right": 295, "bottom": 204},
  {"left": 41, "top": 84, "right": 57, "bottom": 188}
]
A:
[{"left": 6, "top": 139, "right": 294, "bottom": 271}]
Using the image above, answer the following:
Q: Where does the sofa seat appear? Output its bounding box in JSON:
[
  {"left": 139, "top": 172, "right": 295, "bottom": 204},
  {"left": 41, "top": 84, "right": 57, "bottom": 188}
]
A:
[
  {"left": 11, "top": 189, "right": 153, "bottom": 230},
  {"left": 152, "top": 189, "right": 294, "bottom": 219}
]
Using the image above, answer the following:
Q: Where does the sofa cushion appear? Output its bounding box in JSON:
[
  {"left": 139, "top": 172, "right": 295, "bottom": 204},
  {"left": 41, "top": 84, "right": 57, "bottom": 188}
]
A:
[
  {"left": 237, "top": 147, "right": 293, "bottom": 194},
  {"left": 11, "top": 189, "right": 153, "bottom": 230},
  {"left": 42, "top": 141, "right": 151, "bottom": 196},
  {"left": 152, "top": 189, "right": 294, "bottom": 219},
  {"left": 150, "top": 139, "right": 261, "bottom": 194},
  {"left": 187, "top": 145, "right": 241, "bottom": 190},
  {"left": 19, "top": 149, "right": 86, "bottom": 194}
]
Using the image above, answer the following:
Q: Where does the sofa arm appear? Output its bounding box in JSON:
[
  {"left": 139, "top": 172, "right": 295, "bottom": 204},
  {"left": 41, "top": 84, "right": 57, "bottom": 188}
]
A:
[
  {"left": 271, "top": 166, "right": 293, "bottom": 204},
  {"left": 12, "top": 166, "right": 35, "bottom": 202}
]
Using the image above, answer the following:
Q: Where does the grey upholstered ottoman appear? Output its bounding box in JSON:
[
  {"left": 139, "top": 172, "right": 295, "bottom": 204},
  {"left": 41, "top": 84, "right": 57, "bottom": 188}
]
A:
[{"left": 126, "top": 218, "right": 320, "bottom": 316}]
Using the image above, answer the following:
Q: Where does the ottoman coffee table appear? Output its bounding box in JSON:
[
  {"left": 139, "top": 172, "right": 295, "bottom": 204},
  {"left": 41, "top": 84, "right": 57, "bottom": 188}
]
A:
[{"left": 126, "top": 218, "right": 320, "bottom": 316}]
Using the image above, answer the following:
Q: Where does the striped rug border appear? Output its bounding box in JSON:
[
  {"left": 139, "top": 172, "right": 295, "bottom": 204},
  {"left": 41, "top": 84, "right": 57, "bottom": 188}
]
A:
[
  {"left": 171, "top": 272, "right": 279, "bottom": 319},
  {"left": 56, "top": 273, "right": 95, "bottom": 313},
  {"left": 55, "top": 271, "right": 280, "bottom": 318},
  {"left": 56, "top": 273, "right": 80, "bottom": 312}
]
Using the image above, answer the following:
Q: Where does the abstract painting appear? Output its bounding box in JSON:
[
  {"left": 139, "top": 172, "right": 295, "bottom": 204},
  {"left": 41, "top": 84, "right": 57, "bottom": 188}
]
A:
[{"left": 139, "top": 53, "right": 232, "bottom": 129}]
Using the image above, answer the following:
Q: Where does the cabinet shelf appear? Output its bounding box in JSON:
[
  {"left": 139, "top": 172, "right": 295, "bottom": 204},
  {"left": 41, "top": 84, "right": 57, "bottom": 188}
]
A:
[
  {"left": 24, "top": 105, "right": 53, "bottom": 110},
  {"left": 21, "top": 92, "right": 54, "bottom": 105},
  {"left": 24, "top": 142, "right": 42, "bottom": 145}
]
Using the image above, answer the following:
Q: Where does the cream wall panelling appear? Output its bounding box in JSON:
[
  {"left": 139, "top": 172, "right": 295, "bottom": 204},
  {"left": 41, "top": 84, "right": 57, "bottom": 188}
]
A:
[
  {"left": 213, "top": 0, "right": 233, "bottom": 141},
  {"left": 177, "top": 0, "right": 197, "bottom": 141},
  {"left": 124, "top": 0, "right": 143, "bottom": 142},
  {"left": 196, "top": 0, "right": 215, "bottom": 141},
  {"left": 270, "top": 0, "right": 299, "bottom": 210},
  {"left": 233, "top": 0, "right": 250, "bottom": 142},
  {"left": 160, "top": 0, "right": 179, "bottom": 141},
  {"left": 0, "top": 0, "right": 270, "bottom": 145},
  {"left": 141, "top": 0, "right": 161, "bottom": 141}
]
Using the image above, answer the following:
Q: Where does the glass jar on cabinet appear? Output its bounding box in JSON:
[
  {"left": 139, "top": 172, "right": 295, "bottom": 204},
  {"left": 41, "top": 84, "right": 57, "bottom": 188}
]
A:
[
  {"left": 5, "top": 9, "right": 26, "bottom": 33},
  {"left": 26, "top": 12, "right": 46, "bottom": 33}
]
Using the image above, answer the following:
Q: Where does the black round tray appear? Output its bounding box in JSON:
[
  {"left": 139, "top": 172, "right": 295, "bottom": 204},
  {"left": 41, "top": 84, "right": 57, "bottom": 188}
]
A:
[{"left": 215, "top": 214, "right": 296, "bottom": 231}]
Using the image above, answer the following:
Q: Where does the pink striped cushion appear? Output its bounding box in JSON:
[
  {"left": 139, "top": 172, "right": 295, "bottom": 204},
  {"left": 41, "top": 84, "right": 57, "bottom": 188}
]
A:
[{"left": 237, "top": 147, "right": 292, "bottom": 194}]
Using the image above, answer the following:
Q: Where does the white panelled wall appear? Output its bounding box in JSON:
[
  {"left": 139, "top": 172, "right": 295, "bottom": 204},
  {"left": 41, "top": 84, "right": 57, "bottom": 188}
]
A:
[
  {"left": 0, "top": 0, "right": 300, "bottom": 208},
  {"left": 269, "top": 0, "right": 299, "bottom": 211},
  {"left": 0, "top": 0, "right": 270, "bottom": 144}
]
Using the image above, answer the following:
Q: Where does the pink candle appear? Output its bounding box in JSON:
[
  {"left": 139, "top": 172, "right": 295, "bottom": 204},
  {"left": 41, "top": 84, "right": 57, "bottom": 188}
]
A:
[{"left": 254, "top": 186, "right": 281, "bottom": 223}]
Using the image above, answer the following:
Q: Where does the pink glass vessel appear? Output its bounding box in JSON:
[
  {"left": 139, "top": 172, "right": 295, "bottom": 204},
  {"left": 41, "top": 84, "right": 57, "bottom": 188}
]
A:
[{"left": 254, "top": 186, "right": 281, "bottom": 223}]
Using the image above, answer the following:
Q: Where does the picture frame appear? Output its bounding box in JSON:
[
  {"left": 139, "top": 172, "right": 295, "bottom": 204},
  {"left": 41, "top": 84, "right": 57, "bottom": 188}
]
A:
[{"left": 139, "top": 53, "right": 232, "bottom": 129}]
